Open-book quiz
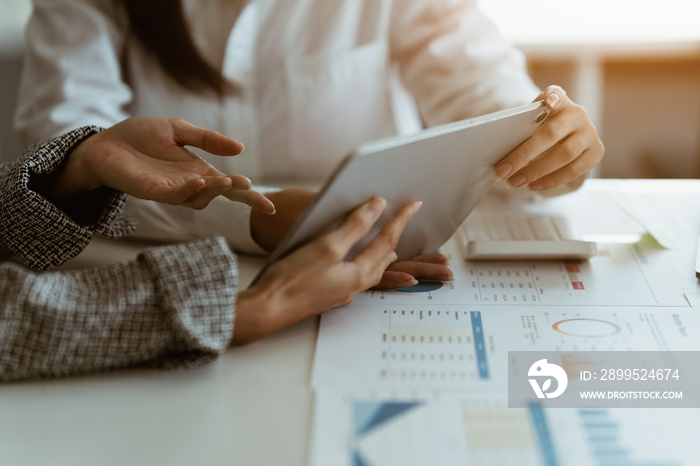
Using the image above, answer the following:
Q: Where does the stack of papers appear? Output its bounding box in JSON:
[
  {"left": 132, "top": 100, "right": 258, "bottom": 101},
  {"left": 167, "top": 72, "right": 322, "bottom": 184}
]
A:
[{"left": 307, "top": 189, "right": 700, "bottom": 466}]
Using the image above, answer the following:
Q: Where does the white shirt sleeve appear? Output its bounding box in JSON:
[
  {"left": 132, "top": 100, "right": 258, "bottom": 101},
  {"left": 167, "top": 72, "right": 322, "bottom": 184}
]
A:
[
  {"left": 14, "top": 0, "right": 132, "bottom": 148},
  {"left": 124, "top": 193, "right": 273, "bottom": 256},
  {"left": 389, "top": 0, "right": 541, "bottom": 126}
]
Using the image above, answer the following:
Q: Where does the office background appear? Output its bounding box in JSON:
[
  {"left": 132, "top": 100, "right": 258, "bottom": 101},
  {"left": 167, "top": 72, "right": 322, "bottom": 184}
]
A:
[{"left": 2, "top": 0, "right": 700, "bottom": 178}]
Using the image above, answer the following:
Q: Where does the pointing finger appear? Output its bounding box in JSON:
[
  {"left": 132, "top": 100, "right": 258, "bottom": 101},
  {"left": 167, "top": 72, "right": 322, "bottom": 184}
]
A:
[{"left": 223, "top": 188, "right": 276, "bottom": 214}]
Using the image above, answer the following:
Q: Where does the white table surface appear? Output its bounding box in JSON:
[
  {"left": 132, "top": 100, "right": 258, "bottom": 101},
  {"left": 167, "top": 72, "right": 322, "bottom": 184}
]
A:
[
  {"left": 3, "top": 178, "right": 700, "bottom": 466},
  {"left": 1, "top": 232, "right": 318, "bottom": 466}
]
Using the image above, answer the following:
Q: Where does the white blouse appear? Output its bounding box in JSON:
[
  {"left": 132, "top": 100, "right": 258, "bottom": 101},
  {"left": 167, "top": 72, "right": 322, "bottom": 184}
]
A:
[{"left": 15, "top": 0, "right": 539, "bottom": 252}]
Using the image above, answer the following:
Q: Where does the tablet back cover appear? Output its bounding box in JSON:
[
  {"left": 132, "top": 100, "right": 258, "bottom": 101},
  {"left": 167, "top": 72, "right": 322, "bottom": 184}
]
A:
[{"left": 255, "top": 102, "right": 548, "bottom": 282}]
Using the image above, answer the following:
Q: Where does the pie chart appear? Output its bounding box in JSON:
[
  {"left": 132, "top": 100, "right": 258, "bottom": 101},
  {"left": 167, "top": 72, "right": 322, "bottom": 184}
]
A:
[
  {"left": 552, "top": 318, "right": 621, "bottom": 338},
  {"left": 396, "top": 281, "right": 443, "bottom": 293}
]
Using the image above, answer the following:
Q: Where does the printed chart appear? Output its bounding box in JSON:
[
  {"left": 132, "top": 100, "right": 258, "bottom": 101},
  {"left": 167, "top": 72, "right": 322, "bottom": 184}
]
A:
[
  {"left": 310, "top": 391, "right": 700, "bottom": 466},
  {"left": 309, "top": 190, "right": 700, "bottom": 466},
  {"left": 509, "top": 307, "right": 700, "bottom": 353},
  {"left": 311, "top": 304, "right": 700, "bottom": 390},
  {"left": 354, "top": 240, "right": 687, "bottom": 307},
  {"left": 543, "top": 407, "right": 700, "bottom": 466},
  {"left": 551, "top": 318, "right": 622, "bottom": 338},
  {"left": 310, "top": 391, "right": 468, "bottom": 466},
  {"left": 311, "top": 304, "right": 500, "bottom": 389},
  {"left": 378, "top": 309, "right": 489, "bottom": 383}
]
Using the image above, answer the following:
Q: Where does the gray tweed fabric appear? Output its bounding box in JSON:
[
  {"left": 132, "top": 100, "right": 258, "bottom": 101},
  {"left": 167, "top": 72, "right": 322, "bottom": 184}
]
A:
[{"left": 0, "top": 127, "right": 238, "bottom": 382}]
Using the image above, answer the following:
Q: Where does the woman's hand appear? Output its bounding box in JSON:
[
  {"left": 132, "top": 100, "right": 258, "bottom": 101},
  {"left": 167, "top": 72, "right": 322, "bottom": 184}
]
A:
[
  {"left": 491, "top": 85, "right": 605, "bottom": 194},
  {"left": 250, "top": 189, "right": 453, "bottom": 288},
  {"left": 232, "top": 198, "right": 421, "bottom": 345},
  {"left": 50, "top": 117, "right": 275, "bottom": 213}
]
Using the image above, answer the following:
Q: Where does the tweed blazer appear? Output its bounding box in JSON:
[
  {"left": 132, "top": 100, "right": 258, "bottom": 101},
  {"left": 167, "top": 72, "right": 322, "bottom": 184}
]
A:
[{"left": 0, "top": 127, "right": 238, "bottom": 382}]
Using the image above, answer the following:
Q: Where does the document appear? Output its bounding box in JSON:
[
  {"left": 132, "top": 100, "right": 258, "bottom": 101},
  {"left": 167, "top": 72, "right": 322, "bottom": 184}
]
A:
[
  {"left": 309, "top": 390, "right": 700, "bottom": 466},
  {"left": 311, "top": 303, "right": 700, "bottom": 390},
  {"left": 308, "top": 187, "right": 700, "bottom": 466},
  {"left": 314, "top": 237, "right": 696, "bottom": 390},
  {"left": 355, "top": 239, "right": 688, "bottom": 307},
  {"left": 605, "top": 182, "right": 700, "bottom": 250}
]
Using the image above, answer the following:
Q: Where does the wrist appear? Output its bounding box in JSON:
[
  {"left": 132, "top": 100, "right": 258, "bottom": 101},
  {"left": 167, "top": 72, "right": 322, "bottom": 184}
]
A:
[
  {"left": 231, "top": 286, "right": 272, "bottom": 345},
  {"left": 49, "top": 134, "right": 103, "bottom": 202}
]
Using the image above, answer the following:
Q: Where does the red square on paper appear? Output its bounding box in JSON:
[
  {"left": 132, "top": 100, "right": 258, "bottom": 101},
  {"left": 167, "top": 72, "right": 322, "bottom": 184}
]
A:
[
  {"left": 572, "top": 281, "right": 584, "bottom": 290},
  {"left": 565, "top": 265, "right": 581, "bottom": 274}
]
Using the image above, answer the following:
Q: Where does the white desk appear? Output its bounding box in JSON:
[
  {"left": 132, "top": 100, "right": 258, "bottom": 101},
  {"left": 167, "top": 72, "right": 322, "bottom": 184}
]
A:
[{"left": 2, "top": 179, "right": 700, "bottom": 466}]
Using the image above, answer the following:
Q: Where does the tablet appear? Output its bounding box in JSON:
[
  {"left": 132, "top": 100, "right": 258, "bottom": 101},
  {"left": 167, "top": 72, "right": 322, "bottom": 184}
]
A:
[{"left": 252, "top": 101, "right": 549, "bottom": 284}]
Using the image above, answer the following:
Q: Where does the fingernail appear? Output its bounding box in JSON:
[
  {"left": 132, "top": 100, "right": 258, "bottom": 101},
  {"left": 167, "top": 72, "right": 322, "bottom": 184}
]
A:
[
  {"left": 527, "top": 183, "right": 544, "bottom": 192},
  {"left": 411, "top": 201, "right": 423, "bottom": 215},
  {"left": 389, "top": 251, "right": 398, "bottom": 262},
  {"left": 509, "top": 174, "right": 528, "bottom": 188},
  {"left": 438, "top": 274, "right": 454, "bottom": 281},
  {"left": 367, "top": 197, "right": 387, "bottom": 218},
  {"left": 545, "top": 92, "right": 560, "bottom": 108},
  {"left": 398, "top": 278, "right": 419, "bottom": 288},
  {"left": 492, "top": 163, "right": 512, "bottom": 181}
]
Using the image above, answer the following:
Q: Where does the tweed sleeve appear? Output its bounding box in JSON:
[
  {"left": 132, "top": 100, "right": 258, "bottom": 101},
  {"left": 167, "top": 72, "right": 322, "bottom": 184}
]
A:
[
  {"left": 0, "top": 236, "right": 237, "bottom": 382},
  {"left": 0, "top": 126, "right": 136, "bottom": 270}
]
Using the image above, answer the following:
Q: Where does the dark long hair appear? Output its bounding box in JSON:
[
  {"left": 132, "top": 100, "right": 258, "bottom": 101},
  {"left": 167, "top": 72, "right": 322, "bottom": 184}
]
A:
[{"left": 121, "top": 0, "right": 232, "bottom": 95}]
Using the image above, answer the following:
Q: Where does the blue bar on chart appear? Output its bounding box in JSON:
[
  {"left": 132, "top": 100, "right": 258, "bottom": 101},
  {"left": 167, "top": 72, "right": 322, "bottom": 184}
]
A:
[
  {"left": 470, "top": 311, "right": 489, "bottom": 379},
  {"left": 578, "top": 409, "right": 679, "bottom": 466},
  {"left": 528, "top": 402, "right": 559, "bottom": 466}
]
